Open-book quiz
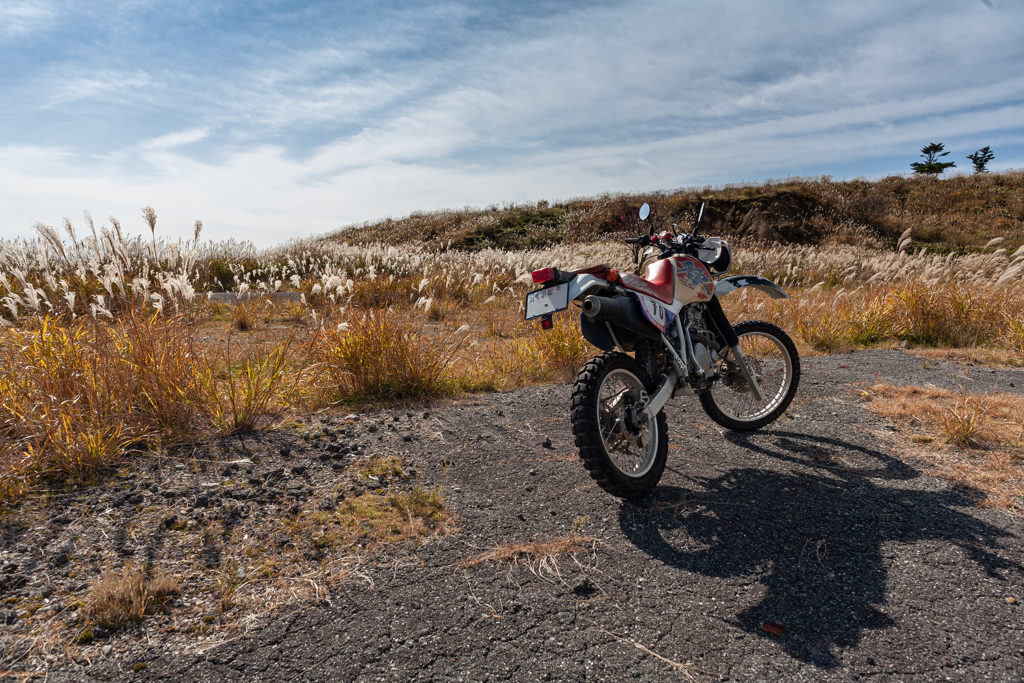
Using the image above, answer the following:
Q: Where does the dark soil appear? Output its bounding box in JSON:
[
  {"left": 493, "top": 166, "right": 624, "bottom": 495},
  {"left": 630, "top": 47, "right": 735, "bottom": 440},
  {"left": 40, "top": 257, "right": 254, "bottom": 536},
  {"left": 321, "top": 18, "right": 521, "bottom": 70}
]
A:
[{"left": 10, "top": 350, "right": 1024, "bottom": 681}]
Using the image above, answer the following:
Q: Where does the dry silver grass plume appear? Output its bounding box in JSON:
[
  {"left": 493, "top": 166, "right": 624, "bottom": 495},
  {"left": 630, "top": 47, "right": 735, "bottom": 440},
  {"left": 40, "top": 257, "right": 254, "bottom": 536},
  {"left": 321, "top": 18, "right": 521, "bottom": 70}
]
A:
[
  {"left": 897, "top": 228, "right": 913, "bottom": 253},
  {"left": 193, "top": 220, "right": 203, "bottom": 243},
  {"left": 142, "top": 206, "right": 157, "bottom": 235},
  {"left": 984, "top": 237, "right": 1005, "bottom": 251}
]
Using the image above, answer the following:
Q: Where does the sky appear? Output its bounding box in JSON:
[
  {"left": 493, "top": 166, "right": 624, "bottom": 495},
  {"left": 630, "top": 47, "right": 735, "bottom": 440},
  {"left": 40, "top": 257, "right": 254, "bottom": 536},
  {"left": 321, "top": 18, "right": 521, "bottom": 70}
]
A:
[{"left": 1, "top": 0, "right": 1022, "bottom": 247}]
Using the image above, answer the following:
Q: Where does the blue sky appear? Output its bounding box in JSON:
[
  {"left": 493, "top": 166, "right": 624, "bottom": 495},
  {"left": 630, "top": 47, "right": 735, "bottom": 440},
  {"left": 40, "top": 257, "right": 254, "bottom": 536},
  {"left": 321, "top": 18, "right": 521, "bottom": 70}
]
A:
[{"left": 1, "top": 0, "right": 1022, "bottom": 246}]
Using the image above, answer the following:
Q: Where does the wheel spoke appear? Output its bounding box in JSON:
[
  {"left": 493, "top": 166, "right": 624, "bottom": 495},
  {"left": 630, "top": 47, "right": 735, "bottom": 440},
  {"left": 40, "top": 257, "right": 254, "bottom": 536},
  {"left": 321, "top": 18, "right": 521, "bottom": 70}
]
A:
[{"left": 701, "top": 321, "right": 799, "bottom": 430}]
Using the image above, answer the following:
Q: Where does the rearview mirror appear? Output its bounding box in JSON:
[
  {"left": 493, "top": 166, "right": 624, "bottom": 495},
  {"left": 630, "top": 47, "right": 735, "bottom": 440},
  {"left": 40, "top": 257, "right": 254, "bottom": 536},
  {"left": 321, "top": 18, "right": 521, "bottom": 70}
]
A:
[{"left": 638, "top": 203, "right": 650, "bottom": 221}]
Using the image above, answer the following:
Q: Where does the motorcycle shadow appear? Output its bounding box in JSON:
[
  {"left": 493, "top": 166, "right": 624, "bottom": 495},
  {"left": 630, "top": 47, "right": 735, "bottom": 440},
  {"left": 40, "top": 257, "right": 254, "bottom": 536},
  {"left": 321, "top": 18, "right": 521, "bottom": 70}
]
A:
[{"left": 617, "top": 430, "right": 1021, "bottom": 668}]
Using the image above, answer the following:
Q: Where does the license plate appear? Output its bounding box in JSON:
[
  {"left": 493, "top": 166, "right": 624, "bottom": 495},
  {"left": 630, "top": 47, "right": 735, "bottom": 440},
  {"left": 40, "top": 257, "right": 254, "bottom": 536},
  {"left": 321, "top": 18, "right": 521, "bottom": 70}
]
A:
[{"left": 524, "top": 284, "right": 569, "bottom": 320}]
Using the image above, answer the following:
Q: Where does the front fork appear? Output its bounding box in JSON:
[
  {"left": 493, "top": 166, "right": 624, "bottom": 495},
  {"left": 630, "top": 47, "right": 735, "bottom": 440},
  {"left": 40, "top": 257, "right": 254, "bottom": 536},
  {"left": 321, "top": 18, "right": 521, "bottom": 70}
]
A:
[
  {"left": 638, "top": 303, "right": 767, "bottom": 425},
  {"left": 728, "top": 344, "right": 767, "bottom": 402}
]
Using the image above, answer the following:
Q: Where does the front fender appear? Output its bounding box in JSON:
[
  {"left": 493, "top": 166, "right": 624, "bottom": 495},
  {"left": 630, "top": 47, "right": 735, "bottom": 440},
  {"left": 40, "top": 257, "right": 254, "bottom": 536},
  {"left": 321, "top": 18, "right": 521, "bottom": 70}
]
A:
[{"left": 714, "top": 275, "right": 788, "bottom": 299}]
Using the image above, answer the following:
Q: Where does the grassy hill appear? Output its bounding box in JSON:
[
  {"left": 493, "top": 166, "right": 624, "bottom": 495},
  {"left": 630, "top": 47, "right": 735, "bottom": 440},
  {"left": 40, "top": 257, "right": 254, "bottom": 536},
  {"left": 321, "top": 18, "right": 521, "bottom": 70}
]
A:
[{"left": 328, "top": 171, "right": 1024, "bottom": 254}]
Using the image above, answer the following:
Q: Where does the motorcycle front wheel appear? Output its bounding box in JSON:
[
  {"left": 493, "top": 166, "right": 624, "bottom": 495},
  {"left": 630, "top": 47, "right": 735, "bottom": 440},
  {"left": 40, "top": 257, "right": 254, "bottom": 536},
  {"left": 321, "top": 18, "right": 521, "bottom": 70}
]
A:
[
  {"left": 571, "top": 352, "right": 668, "bottom": 499},
  {"left": 700, "top": 320, "right": 800, "bottom": 431}
]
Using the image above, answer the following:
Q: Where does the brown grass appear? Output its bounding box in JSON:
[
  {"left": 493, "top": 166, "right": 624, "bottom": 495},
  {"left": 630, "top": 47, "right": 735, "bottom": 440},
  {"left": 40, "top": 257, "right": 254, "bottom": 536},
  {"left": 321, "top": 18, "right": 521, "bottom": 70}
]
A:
[
  {"left": 307, "top": 312, "right": 469, "bottom": 403},
  {"left": 460, "top": 516, "right": 594, "bottom": 568},
  {"left": 864, "top": 382, "right": 1024, "bottom": 510},
  {"left": 0, "top": 313, "right": 296, "bottom": 501},
  {"left": 86, "top": 564, "right": 181, "bottom": 631},
  {"left": 331, "top": 171, "right": 1024, "bottom": 253}
]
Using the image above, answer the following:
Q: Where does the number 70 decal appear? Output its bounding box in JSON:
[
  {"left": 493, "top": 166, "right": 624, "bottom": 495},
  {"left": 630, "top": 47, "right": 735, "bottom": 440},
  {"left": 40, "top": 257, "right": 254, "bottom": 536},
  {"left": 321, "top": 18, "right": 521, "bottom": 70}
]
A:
[{"left": 636, "top": 293, "right": 669, "bottom": 333}]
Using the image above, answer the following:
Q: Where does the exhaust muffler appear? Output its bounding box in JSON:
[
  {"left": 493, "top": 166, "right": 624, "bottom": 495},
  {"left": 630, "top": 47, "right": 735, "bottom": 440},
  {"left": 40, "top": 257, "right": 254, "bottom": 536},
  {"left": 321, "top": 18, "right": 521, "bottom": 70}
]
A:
[{"left": 582, "top": 295, "right": 660, "bottom": 340}]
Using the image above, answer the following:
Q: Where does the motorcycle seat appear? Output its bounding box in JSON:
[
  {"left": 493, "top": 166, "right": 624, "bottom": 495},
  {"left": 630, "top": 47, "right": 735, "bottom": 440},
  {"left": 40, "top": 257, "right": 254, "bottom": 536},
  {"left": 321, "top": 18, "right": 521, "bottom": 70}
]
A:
[
  {"left": 620, "top": 259, "right": 675, "bottom": 304},
  {"left": 573, "top": 263, "right": 612, "bottom": 277}
]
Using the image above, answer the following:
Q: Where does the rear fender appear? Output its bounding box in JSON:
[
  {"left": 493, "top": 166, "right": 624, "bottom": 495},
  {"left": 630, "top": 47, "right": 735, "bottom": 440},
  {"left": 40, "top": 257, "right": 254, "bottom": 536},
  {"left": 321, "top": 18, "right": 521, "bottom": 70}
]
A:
[
  {"left": 568, "top": 273, "right": 609, "bottom": 302},
  {"left": 714, "top": 275, "right": 788, "bottom": 299}
]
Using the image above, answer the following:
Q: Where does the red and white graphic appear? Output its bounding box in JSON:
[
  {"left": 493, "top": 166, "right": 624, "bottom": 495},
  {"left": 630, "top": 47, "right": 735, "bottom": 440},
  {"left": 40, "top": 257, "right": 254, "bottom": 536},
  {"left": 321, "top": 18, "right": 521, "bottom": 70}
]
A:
[{"left": 636, "top": 293, "right": 668, "bottom": 333}]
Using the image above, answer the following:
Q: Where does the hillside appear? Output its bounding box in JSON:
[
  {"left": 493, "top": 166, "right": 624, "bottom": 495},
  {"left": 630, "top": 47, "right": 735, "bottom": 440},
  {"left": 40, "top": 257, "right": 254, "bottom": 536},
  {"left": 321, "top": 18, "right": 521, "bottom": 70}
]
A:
[{"left": 326, "top": 171, "right": 1024, "bottom": 254}]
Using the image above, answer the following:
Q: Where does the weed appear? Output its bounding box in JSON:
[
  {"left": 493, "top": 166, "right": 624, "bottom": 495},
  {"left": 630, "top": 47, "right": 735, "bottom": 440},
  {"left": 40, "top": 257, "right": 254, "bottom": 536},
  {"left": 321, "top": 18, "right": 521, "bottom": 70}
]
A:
[
  {"left": 942, "top": 386, "right": 995, "bottom": 449},
  {"left": 85, "top": 563, "right": 180, "bottom": 631},
  {"left": 309, "top": 312, "right": 467, "bottom": 402},
  {"left": 864, "top": 382, "right": 1024, "bottom": 510},
  {"left": 461, "top": 515, "right": 594, "bottom": 568}
]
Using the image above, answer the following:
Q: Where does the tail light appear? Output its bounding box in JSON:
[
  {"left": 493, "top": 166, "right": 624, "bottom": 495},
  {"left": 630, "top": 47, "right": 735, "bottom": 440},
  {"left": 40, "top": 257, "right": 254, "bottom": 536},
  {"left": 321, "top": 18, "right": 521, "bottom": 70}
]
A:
[
  {"left": 606, "top": 269, "right": 620, "bottom": 283},
  {"left": 532, "top": 267, "right": 557, "bottom": 284},
  {"left": 540, "top": 314, "right": 553, "bottom": 330}
]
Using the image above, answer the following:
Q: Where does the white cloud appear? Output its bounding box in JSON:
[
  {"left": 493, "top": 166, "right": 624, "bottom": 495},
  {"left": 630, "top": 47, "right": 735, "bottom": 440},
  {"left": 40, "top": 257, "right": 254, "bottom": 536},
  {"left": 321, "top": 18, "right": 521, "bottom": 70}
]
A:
[
  {"left": 0, "top": 0, "right": 55, "bottom": 35},
  {"left": 141, "top": 128, "right": 210, "bottom": 151},
  {"left": 1, "top": 0, "right": 1022, "bottom": 245}
]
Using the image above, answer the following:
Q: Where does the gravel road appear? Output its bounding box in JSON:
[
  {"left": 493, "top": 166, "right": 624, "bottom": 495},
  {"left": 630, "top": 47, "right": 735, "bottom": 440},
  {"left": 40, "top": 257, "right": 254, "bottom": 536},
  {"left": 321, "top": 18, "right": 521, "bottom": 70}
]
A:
[{"left": 94, "top": 351, "right": 1024, "bottom": 680}]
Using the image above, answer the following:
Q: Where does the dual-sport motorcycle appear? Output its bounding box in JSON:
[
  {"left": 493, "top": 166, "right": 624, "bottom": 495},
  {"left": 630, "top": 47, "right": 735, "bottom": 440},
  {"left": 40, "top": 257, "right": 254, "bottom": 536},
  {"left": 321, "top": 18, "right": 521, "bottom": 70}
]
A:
[{"left": 525, "top": 203, "right": 800, "bottom": 499}]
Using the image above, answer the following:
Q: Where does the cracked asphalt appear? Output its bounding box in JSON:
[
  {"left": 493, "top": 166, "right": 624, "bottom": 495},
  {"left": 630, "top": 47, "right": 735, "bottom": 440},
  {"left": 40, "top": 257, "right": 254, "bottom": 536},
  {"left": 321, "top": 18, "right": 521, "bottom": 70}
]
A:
[{"left": 97, "top": 350, "right": 1023, "bottom": 682}]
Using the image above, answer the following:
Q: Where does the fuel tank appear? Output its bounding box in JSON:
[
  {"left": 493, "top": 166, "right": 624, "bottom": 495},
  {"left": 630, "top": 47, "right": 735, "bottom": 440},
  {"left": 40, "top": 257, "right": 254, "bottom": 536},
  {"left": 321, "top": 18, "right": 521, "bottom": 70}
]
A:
[{"left": 670, "top": 255, "right": 715, "bottom": 306}]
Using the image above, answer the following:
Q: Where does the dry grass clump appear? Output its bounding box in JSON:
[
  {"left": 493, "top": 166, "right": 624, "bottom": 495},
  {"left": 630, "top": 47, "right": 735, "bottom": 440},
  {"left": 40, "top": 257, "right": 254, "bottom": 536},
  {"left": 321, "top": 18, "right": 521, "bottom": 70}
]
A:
[
  {"left": 864, "top": 382, "right": 1024, "bottom": 510},
  {"left": 460, "top": 516, "right": 594, "bottom": 569},
  {"left": 0, "top": 313, "right": 295, "bottom": 502},
  {"left": 721, "top": 278, "right": 1024, "bottom": 354},
  {"left": 333, "top": 487, "right": 455, "bottom": 545},
  {"left": 85, "top": 564, "right": 181, "bottom": 633},
  {"left": 308, "top": 312, "right": 470, "bottom": 403}
]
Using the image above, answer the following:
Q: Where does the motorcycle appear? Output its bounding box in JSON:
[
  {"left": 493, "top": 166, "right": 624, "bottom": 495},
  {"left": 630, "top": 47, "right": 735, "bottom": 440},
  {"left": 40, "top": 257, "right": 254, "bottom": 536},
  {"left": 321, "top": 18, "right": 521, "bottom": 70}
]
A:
[{"left": 524, "top": 202, "right": 800, "bottom": 499}]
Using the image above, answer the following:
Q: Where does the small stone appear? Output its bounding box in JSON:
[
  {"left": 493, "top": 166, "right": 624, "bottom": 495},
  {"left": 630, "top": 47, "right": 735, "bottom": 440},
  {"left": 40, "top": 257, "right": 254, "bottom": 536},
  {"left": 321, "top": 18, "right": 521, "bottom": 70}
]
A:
[
  {"left": 900, "top": 340, "right": 911, "bottom": 350},
  {"left": 884, "top": 424, "right": 897, "bottom": 432},
  {"left": 368, "top": 425, "right": 378, "bottom": 433},
  {"left": 102, "top": 645, "right": 112, "bottom": 656},
  {"left": 92, "top": 626, "right": 110, "bottom": 639},
  {"left": 529, "top": 469, "right": 536, "bottom": 476},
  {"left": 403, "top": 435, "right": 412, "bottom": 442},
  {"left": 344, "top": 413, "right": 359, "bottom": 421},
  {"left": 1007, "top": 597, "right": 1017, "bottom": 604},
  {"left": 542, "top": 437, "right": 553, "bottom": 449},
  {"left": 174, "top": 463, "right": 185, "bottom": 470},
  {"left": 290, "top": 465, "right": 307, "bottom": 476}
]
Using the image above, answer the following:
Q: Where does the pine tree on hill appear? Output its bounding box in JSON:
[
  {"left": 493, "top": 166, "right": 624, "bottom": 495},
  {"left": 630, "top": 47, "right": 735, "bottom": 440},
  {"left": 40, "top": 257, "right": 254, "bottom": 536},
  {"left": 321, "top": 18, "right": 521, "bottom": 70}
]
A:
[
  {"left": 910, "top": 143, "right": 956, "bottom": 176},
  {"left": 966, "top": 146, "right": 994, "bottom": 174}
]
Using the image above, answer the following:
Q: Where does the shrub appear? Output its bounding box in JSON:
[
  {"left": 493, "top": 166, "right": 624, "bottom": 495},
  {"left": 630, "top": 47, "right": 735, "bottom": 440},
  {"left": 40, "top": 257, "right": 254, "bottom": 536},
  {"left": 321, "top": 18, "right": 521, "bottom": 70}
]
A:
[{"left": 309, "top": 313, "right": 467, "bottom": 402}]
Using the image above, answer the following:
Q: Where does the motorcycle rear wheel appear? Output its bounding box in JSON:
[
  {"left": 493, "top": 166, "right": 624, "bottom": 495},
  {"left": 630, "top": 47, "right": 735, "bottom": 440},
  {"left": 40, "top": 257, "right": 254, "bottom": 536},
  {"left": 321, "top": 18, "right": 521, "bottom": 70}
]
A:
[
  {"left": 571, "top": 352, "right": 668, "bottom": 499},
  {"left": 699, "top": 320, "right": 800, "bottom": 431}
]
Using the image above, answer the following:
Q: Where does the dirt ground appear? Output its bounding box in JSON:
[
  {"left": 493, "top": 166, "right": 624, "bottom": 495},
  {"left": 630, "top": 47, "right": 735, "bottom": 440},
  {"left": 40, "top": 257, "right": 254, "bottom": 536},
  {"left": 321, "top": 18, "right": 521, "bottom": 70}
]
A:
[{"left": 11, "top": 349, "right": 1024, "bottom": 681}]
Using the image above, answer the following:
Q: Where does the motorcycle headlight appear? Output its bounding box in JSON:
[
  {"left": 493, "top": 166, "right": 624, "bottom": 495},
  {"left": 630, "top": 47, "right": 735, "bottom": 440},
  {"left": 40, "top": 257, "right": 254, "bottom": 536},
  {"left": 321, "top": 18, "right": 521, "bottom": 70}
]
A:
[{"left": 709, "top": 241, "right": 732, "bottom": 275}]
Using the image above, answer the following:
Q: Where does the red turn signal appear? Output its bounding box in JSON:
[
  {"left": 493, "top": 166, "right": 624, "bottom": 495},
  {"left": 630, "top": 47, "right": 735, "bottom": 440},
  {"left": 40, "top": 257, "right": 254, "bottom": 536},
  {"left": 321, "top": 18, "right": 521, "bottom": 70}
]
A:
[
  {"left": 540, "top": 314, "right": 553, "bottom": 330},
  {"left": 606, "top": 269, "right": 619, "bottom": 283},
  {"left": 532, "top": 267, "right": 557, "bottom": 284}
]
